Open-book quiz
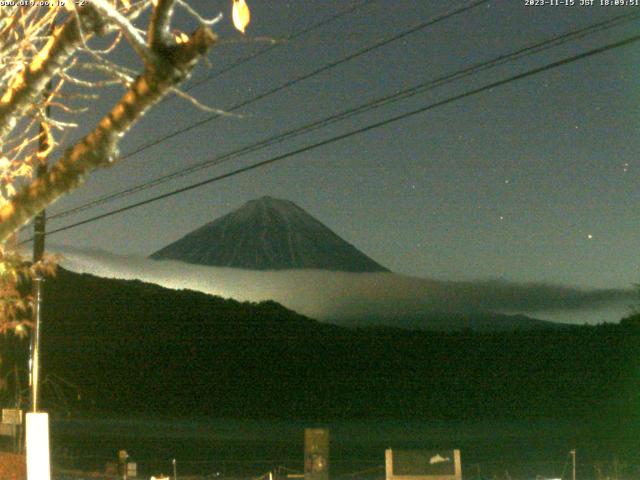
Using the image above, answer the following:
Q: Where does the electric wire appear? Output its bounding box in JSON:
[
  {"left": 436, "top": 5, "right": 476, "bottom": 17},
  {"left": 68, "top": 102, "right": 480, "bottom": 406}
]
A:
[
  {"left": 87, "top": 0, "right": 492, "bottom": 165},
  {"left": 48, "top": 10, "right": 640, "bottom": 222},
  {"left": 47, "top": 0, "right": 378, "bottom": 161},
  {"left": 27, "top": 32, "right": 640, "bottom": 242},
  {"left": 184, "top": 0, "right": 380, "bottom": 92}
]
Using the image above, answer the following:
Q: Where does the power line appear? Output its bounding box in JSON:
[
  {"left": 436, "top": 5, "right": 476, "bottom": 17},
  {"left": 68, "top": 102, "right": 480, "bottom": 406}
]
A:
[
  {"left": 48, "top": 10, "right": 640, "bottom": 221},
  {"left": 29, "top": 32, "right": 640, "bottom": 241},
  {"left": 184, "top": 0, "right": 379, "bottom": 92},
  {"left": 31, "top": 1, "right": 378, "bottom": 229},
  {"left": 47, "top": 0, "right": 378, "bottom": 162},
  {"left": 95, "top": 0, "right": 492, "bottom": 164}
]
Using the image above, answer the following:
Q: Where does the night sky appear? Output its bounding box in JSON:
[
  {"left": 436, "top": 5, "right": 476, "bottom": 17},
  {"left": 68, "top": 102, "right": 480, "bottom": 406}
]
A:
[{"left": 36, "top": 1, "right": 640, "bottom": 314}]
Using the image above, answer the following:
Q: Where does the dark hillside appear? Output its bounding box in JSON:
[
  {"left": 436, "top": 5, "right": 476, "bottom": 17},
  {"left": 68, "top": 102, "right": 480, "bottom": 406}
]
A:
[{"left": 0, "top": 268, "right": 635, "bottom": 425}]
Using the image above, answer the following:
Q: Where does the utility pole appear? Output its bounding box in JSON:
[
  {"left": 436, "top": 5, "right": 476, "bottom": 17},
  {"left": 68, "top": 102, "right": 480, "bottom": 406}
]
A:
[
  {"left": 25, "top": 84, "right": 52, "bottom": 480},
  {"left": 29, "top": 83, "right": 49, "bottom": 413}
]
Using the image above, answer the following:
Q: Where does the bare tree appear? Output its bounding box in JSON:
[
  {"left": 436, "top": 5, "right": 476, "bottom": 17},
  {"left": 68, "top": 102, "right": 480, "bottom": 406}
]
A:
[{"left": 0, "top": 0, "right": 250, "bottom": 333}]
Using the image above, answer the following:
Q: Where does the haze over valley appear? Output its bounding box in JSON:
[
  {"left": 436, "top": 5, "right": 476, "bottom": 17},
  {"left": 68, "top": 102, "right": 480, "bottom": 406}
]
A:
[{"left": 56, "top": 197, "right": 634, "bottom": 328}]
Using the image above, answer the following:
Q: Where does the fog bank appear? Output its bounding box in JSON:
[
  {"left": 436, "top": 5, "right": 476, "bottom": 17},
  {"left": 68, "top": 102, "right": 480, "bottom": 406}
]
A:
[{"left": 56, "top": 247, "right": 635, "bottom": 325}]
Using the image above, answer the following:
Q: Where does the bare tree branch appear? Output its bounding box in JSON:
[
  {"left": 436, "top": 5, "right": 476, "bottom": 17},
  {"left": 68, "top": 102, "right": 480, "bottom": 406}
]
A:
[
  {"left": 176, "top": 0, "right": 223, "bottom": 28},
  {"left": 149, "top": 0, "right": 177, "bottom": 50},
  {"left": 0, "top": 8, "right": 103, "bottom": 141},
  {"left": 0, "top": 27, "right": 217, "bottom": 242},
  {"left": 90, "top": 0, "right": 154, "bottom": 65},
  {"left": 170, "top": 86, "right": 238, "bottom": 116}
]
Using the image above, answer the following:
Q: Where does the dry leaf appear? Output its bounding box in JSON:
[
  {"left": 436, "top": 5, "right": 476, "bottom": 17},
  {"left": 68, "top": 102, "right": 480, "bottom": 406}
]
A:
[
  {"left": 232, "top": 0, "right": 250, "bottom": 34},
  {"left": 173, "top": 30, "right": 190, "bottom": 44}
]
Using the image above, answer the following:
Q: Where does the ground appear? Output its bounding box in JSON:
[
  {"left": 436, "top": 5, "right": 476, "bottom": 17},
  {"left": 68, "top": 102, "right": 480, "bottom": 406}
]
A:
[{"left": 0, "top": 452, "right": 25, "bottom": 480}]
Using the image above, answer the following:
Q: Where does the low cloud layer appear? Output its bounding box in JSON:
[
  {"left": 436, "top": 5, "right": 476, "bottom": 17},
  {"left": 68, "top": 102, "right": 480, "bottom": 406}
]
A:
[{"left": 56, "top": 247, "right": 636, "bottom": 325}]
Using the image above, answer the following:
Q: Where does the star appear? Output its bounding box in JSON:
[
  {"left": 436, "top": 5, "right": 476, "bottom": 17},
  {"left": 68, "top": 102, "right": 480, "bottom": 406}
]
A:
[{"left": 587, "top": 234, "right": 593, "bottom": 240}]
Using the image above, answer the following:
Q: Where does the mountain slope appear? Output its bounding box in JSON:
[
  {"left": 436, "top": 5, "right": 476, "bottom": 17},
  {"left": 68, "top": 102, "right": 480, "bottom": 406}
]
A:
[
  {"left": 150, "top": 196, "right": 389, "bottom": 272},
  {"left": 12, "top": 268, "right": 634, "bottom": 422}
]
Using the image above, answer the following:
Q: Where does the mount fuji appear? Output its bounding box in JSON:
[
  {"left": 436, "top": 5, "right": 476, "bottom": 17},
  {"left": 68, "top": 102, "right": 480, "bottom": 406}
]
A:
[{"left": 150, "top": 196, "right": 389, "bottom": 272}]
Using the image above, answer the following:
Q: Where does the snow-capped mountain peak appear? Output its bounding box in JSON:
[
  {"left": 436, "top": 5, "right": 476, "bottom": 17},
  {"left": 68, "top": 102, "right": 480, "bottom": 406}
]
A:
[{"left": 150, "top": 196, "right": 389, "bottom": 272}]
